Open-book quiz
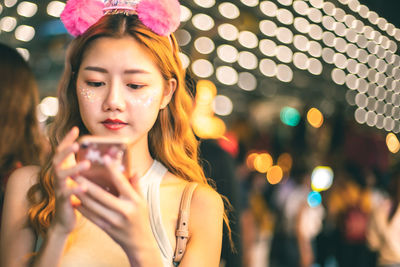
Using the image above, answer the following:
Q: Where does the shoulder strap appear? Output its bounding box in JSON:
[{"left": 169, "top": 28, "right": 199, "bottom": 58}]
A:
[{"left": 173, "top": 182, "right": 198, "bottom": 264}]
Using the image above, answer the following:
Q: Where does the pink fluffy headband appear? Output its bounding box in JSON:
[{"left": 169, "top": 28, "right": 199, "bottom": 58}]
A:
[{"left": 60, "top": 0, "right": 181, "bottom": 37}]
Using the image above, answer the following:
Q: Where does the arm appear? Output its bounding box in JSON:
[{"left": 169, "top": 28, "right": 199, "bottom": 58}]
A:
[
  {"left": 1, "top": 166, "right": 82, "bottom": 267},
  {"left": 0, "top": 166, "right": 38, "bottom": 267},
  {"left": 178, "top": 184, "right": 224, "bottom": 267},
  {"left": 1, "top": 127, "right": 90, "bottom": 267}
]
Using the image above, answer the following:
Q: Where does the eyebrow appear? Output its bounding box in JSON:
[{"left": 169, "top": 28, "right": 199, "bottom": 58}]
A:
[{"left": 83, "top": 66, "right": 150, "bottom": 74}]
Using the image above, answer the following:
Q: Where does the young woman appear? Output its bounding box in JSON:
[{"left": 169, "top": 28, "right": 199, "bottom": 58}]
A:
[
  {"left": 0, "top": 1, "right": 226, "bottom": 266},
  {"left": 0, "top": 43, "right": 47, "bottom": 228}
]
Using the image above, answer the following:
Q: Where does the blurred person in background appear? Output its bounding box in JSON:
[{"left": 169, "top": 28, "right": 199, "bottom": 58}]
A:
[
  {"left": 367, "top": 164, "right": 400, "bottom": 267},
  {"left": 270, "top": 159, "right": 324, "bottom": 267},
  {"left": 327, "top": 164, "right": 376, "bottom": 267},
  {"left": 199, "top": 138, "right": 242, "bottom": 267},
  {"left": 0, "top": 43, "right": 47, "bottom": 228},
  {"left": 244, "top": 172, "right": 276, "bottom": 267}
]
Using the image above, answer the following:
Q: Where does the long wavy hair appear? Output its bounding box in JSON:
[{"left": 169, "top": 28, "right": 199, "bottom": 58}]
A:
[
  {"left": 0, "top": 43, "right": 46, "bottom": 181},
  {"left": 27, "top": 14, "right": 232, "bottom": 244}
]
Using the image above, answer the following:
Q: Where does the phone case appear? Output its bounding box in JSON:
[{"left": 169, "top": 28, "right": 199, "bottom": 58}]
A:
[{"left": 76, "top": 136, "right": 133, "bottom": 195}]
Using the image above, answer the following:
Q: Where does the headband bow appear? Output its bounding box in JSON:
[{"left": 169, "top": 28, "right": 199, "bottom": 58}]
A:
[{"left": 60, "top": 0, "right": 181, "bottom": 37}]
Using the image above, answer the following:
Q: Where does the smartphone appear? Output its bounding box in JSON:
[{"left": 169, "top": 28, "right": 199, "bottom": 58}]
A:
[{"left": 76, "top": 135, "right": 133, "bottom": 196}]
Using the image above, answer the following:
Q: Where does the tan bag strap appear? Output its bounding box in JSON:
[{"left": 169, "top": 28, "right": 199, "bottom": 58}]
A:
[{"left": 173, "top": 182, "right": 198, "bottom": 264}]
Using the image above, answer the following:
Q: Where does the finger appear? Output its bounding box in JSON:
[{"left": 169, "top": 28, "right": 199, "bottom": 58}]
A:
[
  {"left": 76, "top": 205, "right": 112, "bottom": 232},
  {"left": 56, "top": 176, "right": 86, "bottom": 199},
  {"left": 74, "top": 180, "right": 125, "bottom": 228},
  {"left": 103, "top": 155, "right": 137, "bottom": 198},
  {"left": 57, "top": 161, "right": 90, "bottom": 182},
  {"left": 53, "top": 142, "right": 79, "bottom": 168},
  {"left": 74, "top": 175, "right": 121, "bottom": 211},
  {"left": 53, "top": 127, "right": 80, "bottom": 167},
  {"left": 58, "top": 127, "right": 79, "bottom": 152}
]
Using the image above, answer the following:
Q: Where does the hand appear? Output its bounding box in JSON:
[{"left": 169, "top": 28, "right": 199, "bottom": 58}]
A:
[
  {"left": 52, "top": 127, "right": 90, "bottom": 235},
  {"left": 73, "top": 156, "right": 157, "bottom": 257}
]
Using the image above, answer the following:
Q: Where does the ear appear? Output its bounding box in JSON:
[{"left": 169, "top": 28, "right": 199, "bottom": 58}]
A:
[{"left": 160, "top": 78, "right": 177, "bottom": 109}]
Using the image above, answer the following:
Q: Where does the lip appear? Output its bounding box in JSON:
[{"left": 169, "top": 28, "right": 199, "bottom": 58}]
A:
[{"left": 101, "top": 118, "right": 128, "bottom": 131}]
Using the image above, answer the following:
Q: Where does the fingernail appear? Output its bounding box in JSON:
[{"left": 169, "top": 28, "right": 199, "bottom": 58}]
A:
[{"left": 72, "top": 126, "right": 79, "bottom": 135}]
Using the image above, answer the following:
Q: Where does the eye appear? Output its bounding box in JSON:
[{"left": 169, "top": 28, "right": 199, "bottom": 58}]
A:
[
  {"left": 127, "top": 84, "right": 145, "bottom": 90},
  {"left": 86, "top": 81, "right": 105, "bottom": 87}
]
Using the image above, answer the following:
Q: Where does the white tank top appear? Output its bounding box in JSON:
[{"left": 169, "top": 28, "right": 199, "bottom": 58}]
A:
[{"left": 36, "top": 160, "right": 174, "bottom": 267}]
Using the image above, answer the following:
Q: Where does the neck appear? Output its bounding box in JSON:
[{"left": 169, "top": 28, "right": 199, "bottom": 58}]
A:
[{"left": 127, "top": 136, "right": 154, "bottom": 178}]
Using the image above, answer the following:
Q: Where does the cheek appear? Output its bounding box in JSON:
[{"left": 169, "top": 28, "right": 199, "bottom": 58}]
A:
[
  {"left": 77, "top": 88, "right": 102, "bottom": 126},
  {"left": 78, "top": 87, "right": 101, "bottom": 103},
  {"left": 125, "top": 90, "right": 160, "bottom": 108}
]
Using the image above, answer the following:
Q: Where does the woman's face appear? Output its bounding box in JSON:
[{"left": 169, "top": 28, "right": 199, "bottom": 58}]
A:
[{"left": 76, "top": 36, "right": 175, "bottom": 145}]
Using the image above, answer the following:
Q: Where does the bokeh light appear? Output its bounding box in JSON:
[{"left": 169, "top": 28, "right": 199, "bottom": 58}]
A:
[
  {"left": 15, "top": 25, "right": 35, "bottom": 42},
  {"left": 254, "top": 153, "right": 273, "bottom": 173},
  {"left": 180, "top": 5, "right": 192, "bottom": 22},
  {"left": 277, "top": 153, "right": 293, "bottom": 173},
  {"left": 192, "top": 59, "right": 214, "bottom": 78},
  {"left": 386, "top": 133, "right": 400, "bottom": 153},
  {"left": 280, "top": 107, "right": 301, "bottom": 126},
  {"left": 192, "top": 116, "right": 226, "bottom": 139},
  {"left": 218, "top": 23, "right": 239, "bottom": 41},
  {"left": 266, "top": 165, "right": 283, "bottom": 184},
  {"left": 39, "top": 97, "right": 59, "bottom": 117},
  {"left": 213, "top": 95, "right": 233, "bottom": 116},
  {"left": 194, "top": 36, "right": 215, "bottom": 54},
  {"left": 216, "top": 66, "right": 238, "bottom": 85},
  {"left": 246, "top": 152, "right": 258, "bottom": 170},
  {"left": 238, "top": 72, "right": 257, "bottom": 91},
  {"left": 17, "top": 2, "right": 38, "bottom": 18},
  {"left": 311, "top": 166, "right": 334, "bottom": 192},
  {"left": 192, "top": 13, "right": 214, "bottom": 31},
  {"left": 307, "top": 191, "right": 322, "bottom": 207},
  {"left": 218, "top": 2, "right": 240, "bottom": 19},
  {"left": 47, "top": 1, "right": 65, "bottom": 17},
  {"left": 0, "top": 16, "right": 17, "bottom": 32},
  {"left": 307, "top": 108, "right": 324, "bottom": 128}
]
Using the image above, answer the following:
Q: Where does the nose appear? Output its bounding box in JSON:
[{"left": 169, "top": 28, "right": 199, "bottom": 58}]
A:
[{"left": 102, "top": 79, "right": 126, "bottom": 112}]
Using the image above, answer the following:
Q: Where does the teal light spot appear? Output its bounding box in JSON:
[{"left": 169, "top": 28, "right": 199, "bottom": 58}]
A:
[
  {"left": 280, "top": 107, "right": 301, "bottom": 126},
  {"left": 307, "top": 191, "right": 322, "bottom": 207}
]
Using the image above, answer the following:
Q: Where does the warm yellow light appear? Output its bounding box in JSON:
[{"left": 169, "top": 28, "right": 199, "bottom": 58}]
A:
[
  {"left": 246, "top": 152, "right": 258, "bottom": 170},
  {"left": 386, "top": 133, "right": 400, "bottom": 153},
  {"left": 196, "top": 80, "right": 217, "bottom": 105},
  {"left": 307, "top": 107, "right": 324, "bottom": 128},
  {"left": 254, "top": 153, "right": 273, "bottom": 173},
  {"left": 267, "top": 165, "right": 283, "bottom": 184},
  {"left": 277, "top": 153, "right": 293, "bottom": 172},
  {"left": 192, "top": 115, "right": 226, "bottom": 139}
]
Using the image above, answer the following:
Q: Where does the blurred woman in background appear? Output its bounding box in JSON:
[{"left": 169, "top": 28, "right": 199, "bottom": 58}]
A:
[{"left": 0, "top": 43, "right": 47, "bottom": 226}]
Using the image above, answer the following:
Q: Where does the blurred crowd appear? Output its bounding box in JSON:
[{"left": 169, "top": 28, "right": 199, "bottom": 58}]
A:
[{"left": 211, "top": 109, "right": 400, "bottom": 267}]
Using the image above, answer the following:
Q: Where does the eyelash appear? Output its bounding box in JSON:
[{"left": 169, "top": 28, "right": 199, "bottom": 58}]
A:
[
  {"left": 127, "top": 84, "right": 145, "bottom": 90},
  {"left": 85, "top": 81, "right": 145, "bottom": 90},
  {"left": 86, "top": 81, "right": 105, "bottom": 87}
]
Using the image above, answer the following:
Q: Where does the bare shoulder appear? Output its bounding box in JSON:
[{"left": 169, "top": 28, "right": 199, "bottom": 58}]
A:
[
  {"left": 162, "top": 172, "right": 223, "bottom": 212},
  {"left": 177, "top": 183, "right": 224, "bottom": 266},
  {"left": 5, "top": 165, "right": 39, "bottom": 195},
  {"left": 1, "top": 166, "right": 39, "bottom": 266},
  {"left": 191, "top": 183, "right": 224, "bottom": 215}
]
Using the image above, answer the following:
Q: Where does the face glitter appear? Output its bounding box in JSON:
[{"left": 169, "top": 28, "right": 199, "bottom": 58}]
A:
[
  {"left": 126, "top": 90, "right": 158, "bottom": 107},
  {"left": 79, "top": 87, "right": 98, "bottom": 102}
]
